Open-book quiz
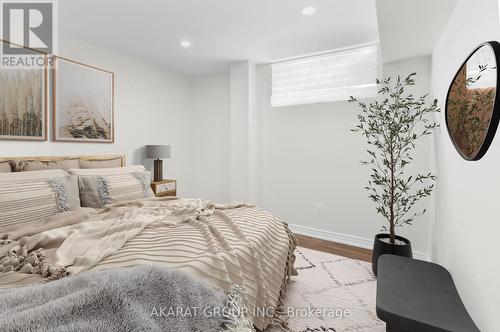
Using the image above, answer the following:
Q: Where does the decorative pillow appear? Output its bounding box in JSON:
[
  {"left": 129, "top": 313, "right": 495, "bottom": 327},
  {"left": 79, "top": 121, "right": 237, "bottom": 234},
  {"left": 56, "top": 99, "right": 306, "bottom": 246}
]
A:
[
  {"left": 77, "top": 172, "right": 153, "bottom": 208},
  {"left": 0, "top": 160, "right": 12, "bottom": 173},
  {"left": 19, "top": 159, "right": 80, "bottom": 172},
  {"left": 69, "top": 166, "right": 154, "bottom": 208},
  {"left": 79, "top": 157, "right": 123, "bottom": 169},
  {"left": 0, "top": 170, "right": 81, "bottom": 233}
]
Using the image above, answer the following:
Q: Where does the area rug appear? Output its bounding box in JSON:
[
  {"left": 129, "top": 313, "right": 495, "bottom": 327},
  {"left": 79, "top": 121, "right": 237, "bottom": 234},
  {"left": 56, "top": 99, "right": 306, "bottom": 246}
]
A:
[{"left": 266, "top": 246, "right": 385, "bottom": 332}]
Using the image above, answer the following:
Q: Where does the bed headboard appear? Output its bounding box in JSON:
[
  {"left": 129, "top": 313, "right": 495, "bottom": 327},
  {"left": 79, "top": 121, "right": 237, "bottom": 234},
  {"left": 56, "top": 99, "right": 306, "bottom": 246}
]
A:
[{"left": 0, "top": 154, "right": 126, "bottom": 171}]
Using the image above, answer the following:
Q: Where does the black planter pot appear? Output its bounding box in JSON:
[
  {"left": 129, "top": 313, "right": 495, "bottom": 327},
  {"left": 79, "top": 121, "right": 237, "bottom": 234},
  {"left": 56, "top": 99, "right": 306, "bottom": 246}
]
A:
[{"left": 372, "top": 233, "right": 412, "bottom": 276}]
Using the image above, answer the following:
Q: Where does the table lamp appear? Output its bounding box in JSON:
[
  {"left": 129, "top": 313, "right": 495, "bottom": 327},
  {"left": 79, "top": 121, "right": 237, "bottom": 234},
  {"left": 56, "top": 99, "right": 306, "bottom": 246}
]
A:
[{"left": 146, "top": 145, "right": 171, "bottom": 182}]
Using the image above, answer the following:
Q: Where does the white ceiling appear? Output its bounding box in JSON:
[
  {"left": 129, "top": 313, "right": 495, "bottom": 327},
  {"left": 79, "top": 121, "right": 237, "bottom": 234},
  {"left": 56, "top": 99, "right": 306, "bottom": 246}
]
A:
[
  {"left": 60, "top": 0, "right": 379, "bottom": 76},
  {"left": 61, "top": 0, "right": 458, "bottom": 75},
  {"left": 375, "top": 0, "right": 457, "bottom": 63}
]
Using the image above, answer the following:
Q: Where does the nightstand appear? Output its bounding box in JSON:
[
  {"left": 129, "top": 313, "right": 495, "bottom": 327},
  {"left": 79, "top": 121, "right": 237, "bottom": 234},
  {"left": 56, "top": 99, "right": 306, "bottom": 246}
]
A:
[{"left": 151, "top": 179, "right": 177, "bottom": 197}]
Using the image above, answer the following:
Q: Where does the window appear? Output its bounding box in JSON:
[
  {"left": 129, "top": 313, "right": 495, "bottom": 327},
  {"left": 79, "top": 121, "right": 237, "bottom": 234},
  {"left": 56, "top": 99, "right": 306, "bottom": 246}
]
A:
[
  {"left": 271, "top": 44, "right": 379, "bottom": 107},
  {"left": 466, "top": 44, "right": 497, "bottom": 89}
]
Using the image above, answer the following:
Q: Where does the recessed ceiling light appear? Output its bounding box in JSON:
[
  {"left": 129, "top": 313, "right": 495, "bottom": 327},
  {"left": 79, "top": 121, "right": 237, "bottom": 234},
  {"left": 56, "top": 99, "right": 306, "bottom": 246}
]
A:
[
  {"left": 180, "top": 40, "right": 191, "bottom": 48},
  {"left": 301, "top": 6, "right": 316, "bottom": 16}
]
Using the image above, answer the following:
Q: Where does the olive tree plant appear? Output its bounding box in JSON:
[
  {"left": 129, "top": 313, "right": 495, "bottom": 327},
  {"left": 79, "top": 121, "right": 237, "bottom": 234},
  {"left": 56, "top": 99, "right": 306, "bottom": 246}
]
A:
[{"left": 349, "top": 73, "right": 440, "bottom": 244}]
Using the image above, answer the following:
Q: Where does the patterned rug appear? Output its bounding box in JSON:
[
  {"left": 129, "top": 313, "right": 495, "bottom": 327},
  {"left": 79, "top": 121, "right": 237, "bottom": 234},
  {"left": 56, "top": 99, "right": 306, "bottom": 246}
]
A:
[{"left": 266, "top": 247, "right": 385, "bottom": 332}]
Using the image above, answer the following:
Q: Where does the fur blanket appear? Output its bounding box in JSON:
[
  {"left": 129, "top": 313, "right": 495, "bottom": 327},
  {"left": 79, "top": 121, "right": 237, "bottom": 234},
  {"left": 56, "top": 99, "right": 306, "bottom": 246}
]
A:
[{"left": 0, "top": 265, "right": 254, "bottom": 332}]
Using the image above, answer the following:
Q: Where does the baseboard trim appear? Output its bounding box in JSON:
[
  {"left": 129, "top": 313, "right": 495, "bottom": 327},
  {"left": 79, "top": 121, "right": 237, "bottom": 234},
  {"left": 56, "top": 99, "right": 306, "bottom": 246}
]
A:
[{"left": 288, "top": 223, "right": 430, "bottom": 261}]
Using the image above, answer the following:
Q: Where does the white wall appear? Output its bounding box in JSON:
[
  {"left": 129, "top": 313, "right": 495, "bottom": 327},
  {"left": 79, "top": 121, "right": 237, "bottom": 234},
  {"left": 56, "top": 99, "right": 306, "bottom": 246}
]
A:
[
  {"left": 0, "top": 35, "right": 195, "bottom": 196},
  {"left": 192, "top": 73, "right": 231, "bottom": 202},
  {"left": 432, "top": 0, "right": 500, "bottom": 330},
  {"left": 255, "top": 56, "right": 435, "bottom": 255},
  {"left": 229, "top": 62, "right": 259, "bottom": 203}
]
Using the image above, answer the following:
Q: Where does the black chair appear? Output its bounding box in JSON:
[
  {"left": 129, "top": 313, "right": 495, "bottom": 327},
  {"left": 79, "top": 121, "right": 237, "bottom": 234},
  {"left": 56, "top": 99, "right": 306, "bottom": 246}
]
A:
[{"left": 376, "top": 255, "right": 480, "bottom": 332}]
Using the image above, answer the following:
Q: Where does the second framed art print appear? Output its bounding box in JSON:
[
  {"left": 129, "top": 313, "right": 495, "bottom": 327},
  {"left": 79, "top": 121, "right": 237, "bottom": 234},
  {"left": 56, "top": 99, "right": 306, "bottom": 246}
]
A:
[{"left": 52, "top": 56, "right": 114, "bottom": 143}]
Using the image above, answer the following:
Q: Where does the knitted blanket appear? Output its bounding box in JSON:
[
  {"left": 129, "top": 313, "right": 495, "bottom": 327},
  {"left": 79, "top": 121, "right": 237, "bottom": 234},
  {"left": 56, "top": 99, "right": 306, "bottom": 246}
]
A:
[{"left": 0, "top": 198, "right": 296, "bottom": 330}]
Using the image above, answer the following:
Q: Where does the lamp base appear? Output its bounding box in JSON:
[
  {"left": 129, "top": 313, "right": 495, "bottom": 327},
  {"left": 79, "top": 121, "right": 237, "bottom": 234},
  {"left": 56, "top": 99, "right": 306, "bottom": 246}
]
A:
[{"left": 153, "top": 159, "right": 163, "bottom": 182}]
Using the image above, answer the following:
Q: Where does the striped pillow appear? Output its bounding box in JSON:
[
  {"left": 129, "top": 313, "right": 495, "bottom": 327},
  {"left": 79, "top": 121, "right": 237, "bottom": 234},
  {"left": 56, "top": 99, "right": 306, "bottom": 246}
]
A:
[
  {"left": 0, "top": 170, "right": 81, "bottom": 233},
  {"left": 70, "top": 166, "right": 154, "bottom": 208}
]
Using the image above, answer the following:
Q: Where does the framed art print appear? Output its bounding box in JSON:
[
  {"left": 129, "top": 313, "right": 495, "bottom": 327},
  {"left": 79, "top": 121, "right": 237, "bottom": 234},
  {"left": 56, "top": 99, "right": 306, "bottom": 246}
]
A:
[
  {"left": 0, "top": 40, "right": 47, "bottom": 141},
  {"left": 52, "top": 56, "right": 114, "bottom": 143}
]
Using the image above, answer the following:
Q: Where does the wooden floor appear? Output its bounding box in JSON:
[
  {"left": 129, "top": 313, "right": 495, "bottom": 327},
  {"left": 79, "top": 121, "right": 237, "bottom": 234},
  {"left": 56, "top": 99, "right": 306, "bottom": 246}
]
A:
[{"left": 295, "top": 234, "right": 372, "bottom": 262}]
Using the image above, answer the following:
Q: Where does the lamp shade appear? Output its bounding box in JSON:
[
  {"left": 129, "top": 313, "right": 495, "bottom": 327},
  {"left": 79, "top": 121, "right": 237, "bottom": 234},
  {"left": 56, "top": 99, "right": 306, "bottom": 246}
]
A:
[{"left": 146, "top": 145, "right": 171, "bottom": 159}]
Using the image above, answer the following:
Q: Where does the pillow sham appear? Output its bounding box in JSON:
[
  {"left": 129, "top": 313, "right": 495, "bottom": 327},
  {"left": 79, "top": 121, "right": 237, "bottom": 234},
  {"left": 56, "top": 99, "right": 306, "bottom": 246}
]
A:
[
  {"left": 0, "top": 170, "right": 81, "bottom": 233},
  {"left": 79, "top": 157, "right": 123, "bottom": 169},
  {"left": 69, "top": 165, "right": 154, "bottom": 208},
  {"left": 18, "top": 159, "right": 80, "bottom": 172},
  {"left": 0, "top": 160, "right": 12, "bottom": 173},
  {"left": 68, "top": 165, "right": 146, "bottom": 176},
  {"left": 77, "top": 172, "right": 154, "bottom": 208}
]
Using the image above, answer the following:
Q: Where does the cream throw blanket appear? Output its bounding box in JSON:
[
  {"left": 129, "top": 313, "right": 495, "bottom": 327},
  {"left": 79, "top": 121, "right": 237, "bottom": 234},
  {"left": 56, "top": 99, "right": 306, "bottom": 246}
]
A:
[{"left": 0, "top": 198, "right": 296, "bottom": 330}]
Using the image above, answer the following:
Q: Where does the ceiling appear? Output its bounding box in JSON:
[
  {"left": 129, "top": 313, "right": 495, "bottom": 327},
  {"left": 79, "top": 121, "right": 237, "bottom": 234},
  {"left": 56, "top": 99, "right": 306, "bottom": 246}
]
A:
[
  {"left": 60, "top": 0, "right": 379, "bottom": 76},
  {"left": 375, "top": 0, "right": 457, "bottom": 63},
  {"left": 60, "top": 0, "right": 457, "bottom": 76}
]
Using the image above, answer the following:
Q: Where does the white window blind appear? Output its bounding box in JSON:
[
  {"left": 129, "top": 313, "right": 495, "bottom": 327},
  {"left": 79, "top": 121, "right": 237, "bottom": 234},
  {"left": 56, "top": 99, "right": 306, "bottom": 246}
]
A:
[{"left": 271, "top": 45, "right": 379, "bottom": 107}]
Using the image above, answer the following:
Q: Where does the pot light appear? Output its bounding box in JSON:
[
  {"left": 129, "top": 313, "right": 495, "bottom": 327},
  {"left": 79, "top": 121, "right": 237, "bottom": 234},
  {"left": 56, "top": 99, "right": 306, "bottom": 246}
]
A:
[
  {"left": 180, "top": 40, "right": 191, "bottom": 48},
  {"left": 301, "top": 6, "right": 316, "bottom": 16}
]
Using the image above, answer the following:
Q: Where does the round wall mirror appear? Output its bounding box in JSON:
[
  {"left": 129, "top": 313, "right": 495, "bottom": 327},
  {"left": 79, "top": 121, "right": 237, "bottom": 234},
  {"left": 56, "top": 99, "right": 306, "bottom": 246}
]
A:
[{"left": 446, "top": 41, "right": 500, "bottom": 161}]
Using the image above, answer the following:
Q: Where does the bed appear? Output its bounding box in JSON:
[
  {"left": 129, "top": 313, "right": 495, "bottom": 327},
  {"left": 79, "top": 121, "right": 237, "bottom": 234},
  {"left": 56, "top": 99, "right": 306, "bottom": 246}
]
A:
[{"left": 0, "top": 155, "right": 297, "bottom": 331}]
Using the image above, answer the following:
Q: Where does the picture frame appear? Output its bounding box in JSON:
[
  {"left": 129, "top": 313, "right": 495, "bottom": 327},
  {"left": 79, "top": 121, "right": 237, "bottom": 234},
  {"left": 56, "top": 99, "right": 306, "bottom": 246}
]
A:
[
  {"left": 52, "top": 56, "right": 114, "bottom": 143},
  {"left": 0, "top": 39, "right": 48, "bottom": 141}
]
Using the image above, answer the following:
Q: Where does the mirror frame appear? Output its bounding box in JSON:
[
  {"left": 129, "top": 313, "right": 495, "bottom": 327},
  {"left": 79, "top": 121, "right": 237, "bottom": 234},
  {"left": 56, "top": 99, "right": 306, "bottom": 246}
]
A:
[{"left": 445, "top": 40, "right": 500, "bottom": 161}]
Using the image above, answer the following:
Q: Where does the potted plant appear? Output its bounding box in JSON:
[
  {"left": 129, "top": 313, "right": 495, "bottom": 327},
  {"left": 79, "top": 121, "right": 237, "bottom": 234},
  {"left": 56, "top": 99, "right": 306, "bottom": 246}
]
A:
[{"left": 349, "top": 73, "right": 439, "bottom": 275}]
